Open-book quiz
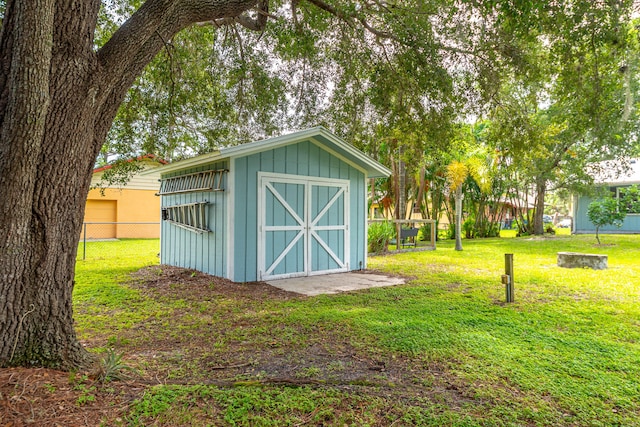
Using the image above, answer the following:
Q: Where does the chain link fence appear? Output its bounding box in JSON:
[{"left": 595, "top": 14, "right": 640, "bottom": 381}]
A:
[{"left": 77, "top": 222, "right": 160, "bottom": 261}]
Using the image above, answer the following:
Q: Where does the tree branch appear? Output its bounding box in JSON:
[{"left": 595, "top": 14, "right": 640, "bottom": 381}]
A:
[
  {"left": 304, "top": 0, "right": 394, "bottom": 40},
  {"left": 97, "top": 0, "right": 259, "bottom": 77},
  {"left": 97, "top": 0, "right": 178, "bottom": 73},
  {"left": 155, "top": 31, "right": 176, "bottom": 117},
  {"left": 89, "top": 0, "right": 263, "bottom": 161},
  {"left": 291, "top": 0, "right": 300, "bottom": 28},
  {"left": 234, "top": 0, "right": 270, "bottom": 31},
  {"left": 198, "top": 2, "right": 275, "bottom": 30}
]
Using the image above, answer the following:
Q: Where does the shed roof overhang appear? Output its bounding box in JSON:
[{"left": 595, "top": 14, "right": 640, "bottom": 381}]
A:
[{"left": 154, "top": 127, "right": 391, "bottom": 178}]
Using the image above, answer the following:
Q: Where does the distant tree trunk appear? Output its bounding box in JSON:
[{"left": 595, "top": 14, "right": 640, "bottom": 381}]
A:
[
  {"left": 369, "top": 178, "right": 376, "bottom": 219},
  {"left": 474, "top": 198, "right": 486, "bottom": 237},
  {"left": 397, "top": 146, "right": 406, "bottom": 220},
  {"left": 431, "top": 185, "right": 443, "bottom": 240},
  {"left": 454, "top": 186, "right": 463, "bottom": 251},
  {"left": 415, "top": 167, "right": 427, "bottom": 219},
  {"left": 0, "top": 0, "right": 262, "bottom": 369},
  {"left": 534, "top": 177, "right": 546, "bottom": 235}
]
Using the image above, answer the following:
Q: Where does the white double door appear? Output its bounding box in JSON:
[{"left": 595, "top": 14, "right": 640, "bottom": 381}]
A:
[{"left": 258, "top": 172, "right": 350, "bottom": 280}]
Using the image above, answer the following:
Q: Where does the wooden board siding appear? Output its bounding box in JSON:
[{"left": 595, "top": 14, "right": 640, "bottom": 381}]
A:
[
  {"left": 232, "top": 139, "right": 366, "bottom": 282},
  {"left": 574, "top": 193, "right": 640, "bottom": 234},
  {"left": 160, "top": 161, "right": 228, "bottom": 276}
]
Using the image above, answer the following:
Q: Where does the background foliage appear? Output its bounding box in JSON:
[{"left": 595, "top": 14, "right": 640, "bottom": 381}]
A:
[{"left": 95, "top": 1, "right": 640, "bottom": 235}]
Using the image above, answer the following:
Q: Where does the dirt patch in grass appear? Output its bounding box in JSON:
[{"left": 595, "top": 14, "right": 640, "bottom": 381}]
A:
[
  {"left": 1, "top": 266, "right": 489, "bottom": 425},
  {"left": 0, "top": 367, "right": 136, "bottom": 426},
  {"left": 129, "top": 265, "right": 298, "bottom": 302}
]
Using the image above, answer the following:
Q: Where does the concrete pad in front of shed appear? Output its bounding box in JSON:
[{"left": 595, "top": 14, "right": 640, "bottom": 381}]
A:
[{"left": 266, "top": 272, "right": 405, "bottom": 296}]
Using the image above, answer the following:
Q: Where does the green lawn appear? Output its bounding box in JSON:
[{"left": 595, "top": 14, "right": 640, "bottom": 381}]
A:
[
  {"left": 74, "top": 239, "right": 164, "bottom": 335},
  {"left": 73, "top": 234, "right": 640, "bottom": 426},
  {"left": 367, "top": 234, "right": 640, "bottom": 425}
]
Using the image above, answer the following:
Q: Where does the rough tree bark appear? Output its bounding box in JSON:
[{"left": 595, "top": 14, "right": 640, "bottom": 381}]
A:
[
  {"left": 533, "top": 177, "right": 546, "bottom": 236},
  {"left": 0, "top": 0, "right": 263, "bottom": 369}
]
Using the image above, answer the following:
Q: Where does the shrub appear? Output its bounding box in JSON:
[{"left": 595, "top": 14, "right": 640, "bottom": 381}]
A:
[
  {"left": 587, "top": 197, "right": 626, "bottom": 244},
  {"left": 474, "top": 221, "right": 501, "bottom": 238},
  {"left": 445, "top": 223, "right": 456, "bottom": 240},
  {"left": 462, "top": 216, "right": 476, "bottom": 239},
  {"left": 96, "top": 348, "right": 136, "bottom": 382},
  {"left": 367, "top": 221, "right": 395, "bottom": 254},
  {"left": 418, "top": 223, "right": 434, "bottom": 241},
  {"left": 437, "top": 228, "right": 450, "bottom": 241},
  {"left": 513, "top": 219, "right": 530, "bottom": 236},
  {"left": 462, "top": 216, "right": 500, "bottom": 239}
]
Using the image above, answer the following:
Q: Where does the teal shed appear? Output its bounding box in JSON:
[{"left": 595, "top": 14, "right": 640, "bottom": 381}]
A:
[{"left": 157, "top": 127, "right": 391, "bottom": 282}]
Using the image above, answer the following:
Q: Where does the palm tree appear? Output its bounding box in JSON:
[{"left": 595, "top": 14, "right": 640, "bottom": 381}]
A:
[
  {"left": 446, "top": 160, "right": 468, "bottom": 251},
  {"left": 446, "top": 143, "right": 495, "bottom": 250}
]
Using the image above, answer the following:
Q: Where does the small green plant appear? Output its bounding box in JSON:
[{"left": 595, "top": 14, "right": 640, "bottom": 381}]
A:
[
  {"left": 69, "top": 372, "right": 90, "bottom": 386},
  {"left": 587, "top": 197, "right": 626, "bottom": 244},
  {"left": 326, "top": 361, "right": 345, "bottom": 372},
  {"left": 367, "top": 221, "right": 395, "bottom": 254},
  {"left": 69, "top": 373, "right": 97, "bottom": 406},
  {"left": 512, "top": 218, "right": 530, "bottom": 236},
  {"left": 105, "top": 335, "right": 130, "bottom": 347},
  {"left": 43, "top": 383, "right": 56, "bottom": 393},
  {"left": 461, "top": 216, "right": 501, "bottom": 240},
  {"left": 97, "top": 348, "right": 136, "bottom": 382},
  {"left": 296, "top": 366, "right": 322, "bottom": 379},
  {"left": 77, "top": 389, "right": 96, "bottom": 405},
  {"left": 472, "top": 217, "right": 501, "bottom": 238}
]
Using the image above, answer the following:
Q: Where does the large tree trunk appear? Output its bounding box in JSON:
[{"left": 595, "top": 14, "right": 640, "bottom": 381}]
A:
[{"left": 0, "top": 0, "right": 261, "bottom": 369}]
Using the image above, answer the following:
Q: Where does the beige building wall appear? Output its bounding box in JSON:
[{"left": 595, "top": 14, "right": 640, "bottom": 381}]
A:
[{"left": 83, "top": 161, "right": 162, "bottom": 239}]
